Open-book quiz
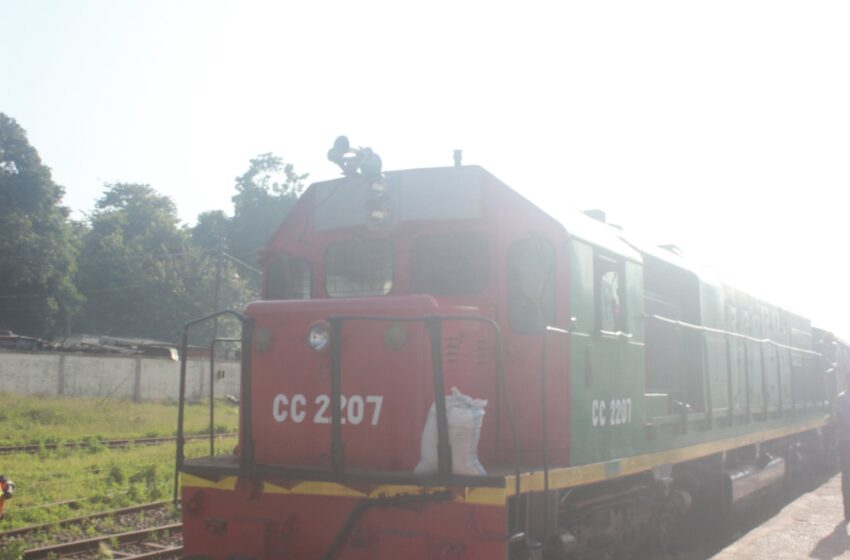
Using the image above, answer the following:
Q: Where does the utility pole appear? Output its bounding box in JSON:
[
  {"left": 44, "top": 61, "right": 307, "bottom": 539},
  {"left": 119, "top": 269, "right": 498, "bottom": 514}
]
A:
[{"left": 211, "top": 245, "right": 224, "bottom": 348}]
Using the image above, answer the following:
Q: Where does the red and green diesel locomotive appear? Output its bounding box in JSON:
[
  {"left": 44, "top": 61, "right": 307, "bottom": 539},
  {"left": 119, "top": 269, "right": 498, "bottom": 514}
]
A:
[{"left": 176, "top": 140, "right": 849, "bottom": 559}]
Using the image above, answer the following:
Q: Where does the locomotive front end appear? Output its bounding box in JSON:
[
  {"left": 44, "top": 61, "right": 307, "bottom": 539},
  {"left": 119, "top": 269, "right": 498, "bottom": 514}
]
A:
[{"left": 179, "top": 157, "right": 523, "bottom": 559}]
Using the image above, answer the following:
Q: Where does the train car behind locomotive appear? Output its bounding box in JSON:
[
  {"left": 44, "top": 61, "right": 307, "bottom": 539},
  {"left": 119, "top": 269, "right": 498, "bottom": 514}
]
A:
[{"left": 176, "top": 140, "right": 847, "bottom": 560}]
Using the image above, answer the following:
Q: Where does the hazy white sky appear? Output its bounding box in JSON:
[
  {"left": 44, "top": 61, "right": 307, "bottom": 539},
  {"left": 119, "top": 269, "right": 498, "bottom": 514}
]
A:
[{"left": 1, "top": 0, "right": 848, "bottom": 334}]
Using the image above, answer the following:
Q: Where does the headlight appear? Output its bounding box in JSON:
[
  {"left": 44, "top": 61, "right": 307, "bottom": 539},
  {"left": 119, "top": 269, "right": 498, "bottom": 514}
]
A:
[
  {"left": 366, "top": 176, "right": 394, "bottom": 228},
  {"left": 370, "top": 179, "right": 390, "bottom": 196},
  {"left": 369, "top": 204, "right": 392, "bottom": 224},
  {"left": 308, "top": 321, "right": 331, "bottom": 352}
]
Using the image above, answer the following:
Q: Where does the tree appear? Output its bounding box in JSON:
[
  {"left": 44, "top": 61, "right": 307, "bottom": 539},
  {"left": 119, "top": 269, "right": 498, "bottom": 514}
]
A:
[
  {"left": 0, "top": 113, "right": 82, "bottom": 337},
  {"left": 228, "top": 153, "right": 307, "bottom": 266},
  {"left": 76, "top": 183, "right": 183, "bottom": 339},
  {"left": 191, "top": 210, "right": 229, "bottom": 252},
  {"left": 76, "top": 184, "right": 250, "bottom": 342}
]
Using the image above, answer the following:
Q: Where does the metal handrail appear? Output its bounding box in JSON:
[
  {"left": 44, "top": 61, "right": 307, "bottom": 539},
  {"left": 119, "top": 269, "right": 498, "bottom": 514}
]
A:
[
  {"left": 176, "top": 311, "right": 522, "bottom": 534},
  {"left": 647, "top": 314, "right": 822, "bottom": 357},
  {"left": 209, "top": 337, "right": 241, "bottom": 456},
  {"left": 540, "top": 324, "right": 571, "bottom": 542},
  {"left": 174, "top": 310, "right": 253, "bottom": 504}
]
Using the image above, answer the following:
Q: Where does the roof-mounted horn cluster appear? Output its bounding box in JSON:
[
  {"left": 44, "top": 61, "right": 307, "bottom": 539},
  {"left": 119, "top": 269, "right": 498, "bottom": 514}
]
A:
[{"left": 327, "top": 136, "right": 383, "bottom": 178}]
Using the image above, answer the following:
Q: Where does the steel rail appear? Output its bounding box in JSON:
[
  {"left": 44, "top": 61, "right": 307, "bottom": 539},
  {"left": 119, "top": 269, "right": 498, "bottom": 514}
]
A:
[
  {"left": 122, "top": 545, "right": 183, "bottom": 559},
  {"left": 22, "top": 522, "right": 182, "bottom": 559},
  {"left": 0, "top": 500, "right": 176, "bottom": 541},
  {"left": 0, "top": 433, "right": 236, "bottom": 456},
  {"left": 13, "top": 492, "right": 130, "bottom": 513}
]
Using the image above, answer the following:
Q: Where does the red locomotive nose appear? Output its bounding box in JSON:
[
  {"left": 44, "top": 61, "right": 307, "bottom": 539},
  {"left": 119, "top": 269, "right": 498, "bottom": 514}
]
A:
[{"left": 244, "top": 295, "right": 499, "bottom": 473}]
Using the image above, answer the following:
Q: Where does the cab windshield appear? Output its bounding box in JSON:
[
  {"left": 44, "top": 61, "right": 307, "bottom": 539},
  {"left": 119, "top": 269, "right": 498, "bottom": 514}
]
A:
[
  {"left": 411, "top": 233, "right": 489, "bottom": 295},
  {"left": 326, "top": 239, "right": 394, "bottom": 297}
]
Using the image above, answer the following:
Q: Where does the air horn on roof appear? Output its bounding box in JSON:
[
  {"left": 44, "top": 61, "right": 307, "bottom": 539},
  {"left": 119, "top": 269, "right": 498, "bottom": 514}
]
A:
[{"left": 327, "top": 136, "right": 382, "bottom": 178}]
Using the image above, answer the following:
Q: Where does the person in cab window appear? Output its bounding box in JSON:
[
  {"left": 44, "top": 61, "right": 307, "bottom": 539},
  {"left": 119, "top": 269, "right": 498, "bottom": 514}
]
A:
[{"left": 600, "top": 270, "right": 621, "bottom": 331}]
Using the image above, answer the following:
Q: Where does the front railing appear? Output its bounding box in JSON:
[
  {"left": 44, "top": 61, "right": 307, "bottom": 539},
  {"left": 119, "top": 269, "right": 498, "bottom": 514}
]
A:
[
  {"left": 174, "top": 310, "right": 254, "bottom": 502},
  {"left": 174, "top": 312, "right": 521, "bottom": 513},
  {"left": 207, "top": 336, "right": 241, "bottom": 456}
]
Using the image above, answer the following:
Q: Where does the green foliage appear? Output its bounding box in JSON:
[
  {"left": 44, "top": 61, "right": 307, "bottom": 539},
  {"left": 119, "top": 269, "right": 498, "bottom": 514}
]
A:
[
  {"left": 1, "top": 110, "right": 308, "bottom": 341},
  {"left": 129, "top": 464, "right": 157, "bottom": 485},
  {"left": 0, "top": 394, "right": 238, "bottom": 446},
  {"left": 84, "top": 437, "right": 106, "bottom": 454},
  {"left": 192, "top": 210, "right": 229, "bottom": 252},
  {"left": 228, "top": 153, "right": 307, "bottom": 267},
  {"left": 106, "top": 464, "right": 125, "bottom": 485},
  {"left": 0, "top": 113, "right": 83, "bottom": 337},
  {"left": 74, "top": 182, "right": 187, "bottom": 340},
  {"left": 74, "top": 183, "right": 252, "bottom": 342},
  {"left": 0, "top": 437, "right": 221, "bottom": 530},
  {"left": 0, "top": 540, "right": 25, "bottom": 560}
]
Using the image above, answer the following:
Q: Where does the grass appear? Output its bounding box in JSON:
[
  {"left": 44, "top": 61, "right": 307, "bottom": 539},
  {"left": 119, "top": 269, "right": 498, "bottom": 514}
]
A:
[
  {"left": 0, "top": 439, "right": 231, "bottom": 531},
  {"left": 0, "top": 395, "right": 239, "bottom": 532},
  {"left": 0, "top": 394, "right": 239, "bottom": 446}
]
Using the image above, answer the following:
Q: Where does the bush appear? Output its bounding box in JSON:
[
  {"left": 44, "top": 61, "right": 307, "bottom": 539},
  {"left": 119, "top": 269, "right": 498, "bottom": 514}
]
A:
[
  {"left": 0, "top": 540, "right": 25, "bottom": 560},
  {"left": 106, "top": 465, "right": 125, "bottom": 485}
]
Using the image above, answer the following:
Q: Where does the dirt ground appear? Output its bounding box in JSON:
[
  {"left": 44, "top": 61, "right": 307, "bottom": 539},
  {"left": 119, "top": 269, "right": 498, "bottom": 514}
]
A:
[{"left": 710, "top": 473, "right": 850, "bottom": 560}]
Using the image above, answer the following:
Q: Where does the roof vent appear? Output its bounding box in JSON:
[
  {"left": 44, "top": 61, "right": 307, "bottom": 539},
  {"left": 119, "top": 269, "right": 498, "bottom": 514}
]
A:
[
  {"left": 584, "top": 209, "right": 606, "bottom": 223},
  {"left": 659, "top": 244, "right": 684, "bottom": 256},
  {"left": 453, "top": 149, "right": 463, "bottom": 167}
]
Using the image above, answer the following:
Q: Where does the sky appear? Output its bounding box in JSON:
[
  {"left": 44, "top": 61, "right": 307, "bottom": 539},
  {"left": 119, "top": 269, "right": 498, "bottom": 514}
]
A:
[{"left": 1, "top": 0, "right": 848, "bottom": 335}]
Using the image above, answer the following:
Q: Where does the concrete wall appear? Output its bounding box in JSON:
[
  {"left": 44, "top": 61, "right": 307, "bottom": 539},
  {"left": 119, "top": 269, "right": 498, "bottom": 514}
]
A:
[{"left": 0, "top": 351, "right": 241, "bottom": 402}]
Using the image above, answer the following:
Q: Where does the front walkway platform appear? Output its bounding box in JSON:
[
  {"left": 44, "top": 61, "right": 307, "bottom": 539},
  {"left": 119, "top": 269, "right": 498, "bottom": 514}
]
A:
[{"left": 711, "top": 474, "right": 850, "bottom": 560}]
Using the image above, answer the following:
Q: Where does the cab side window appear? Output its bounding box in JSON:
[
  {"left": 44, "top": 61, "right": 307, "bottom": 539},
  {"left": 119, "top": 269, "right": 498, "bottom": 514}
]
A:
[
  {"left": 266, "top": 255, "right": 312, "bottom": 300},
  {"left": 595, "top": 254, "right": 625, "bottom": 332},
  {"left": 507, "top": 237, "right": 556, "bottom": 333}
]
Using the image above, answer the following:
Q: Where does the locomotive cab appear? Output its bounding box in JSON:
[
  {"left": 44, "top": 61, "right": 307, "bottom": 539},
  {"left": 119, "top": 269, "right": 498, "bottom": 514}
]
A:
[{"left": 246, "top": 164, "right": 568, "bottom": 475}]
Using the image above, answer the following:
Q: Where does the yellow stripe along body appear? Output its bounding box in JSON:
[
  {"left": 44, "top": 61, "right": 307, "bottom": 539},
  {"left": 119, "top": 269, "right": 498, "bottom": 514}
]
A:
[{"left": 181, "top": 415, "right": 828, "bottom": 507}]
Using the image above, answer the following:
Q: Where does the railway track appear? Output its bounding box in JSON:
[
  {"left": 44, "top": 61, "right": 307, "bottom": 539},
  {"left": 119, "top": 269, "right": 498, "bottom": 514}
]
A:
[
  {"left": 1, "top": 473, "right": 829, "bottom": 559},
  {"left": 22, "top": 522, "right": 182, "bottom": 559},
  {"left": 1, "top": 500, "right": 183, "bottom": 559},
  {"left": 0, "top": 500, "right": 175, "bottom": 540},
  {"left": 0, "top": 432, "right": 235, "bottom": 455}
]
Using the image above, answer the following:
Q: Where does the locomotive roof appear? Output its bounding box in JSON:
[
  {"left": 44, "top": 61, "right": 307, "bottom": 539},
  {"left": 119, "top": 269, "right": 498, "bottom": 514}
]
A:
[
  {"left": 464, "top": 165, "right": 644, "bottom": 263},
  {"left": 307, "top": 164, "right": 720, "bottom": 279},
  {"left": 520, "top": 178, "right": 729, "bottom": 290},
  {"left": 621, "top": 234, "right": 723, "bottom": 288},
  {"left": 299, "top": 164, "right": 839, "bottom": 337},
  {"left": 547, "top": 205, "right": 643, "bottom": 263}
]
